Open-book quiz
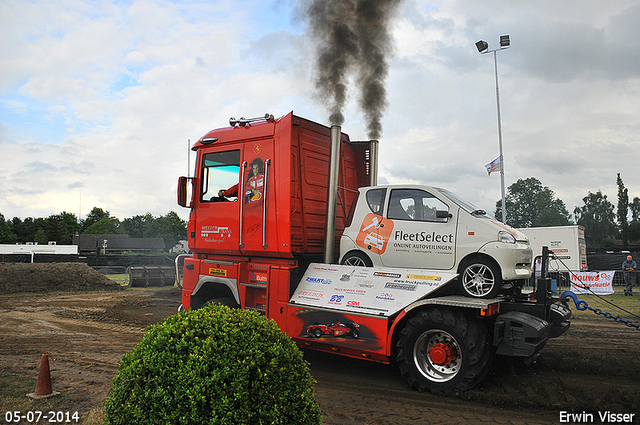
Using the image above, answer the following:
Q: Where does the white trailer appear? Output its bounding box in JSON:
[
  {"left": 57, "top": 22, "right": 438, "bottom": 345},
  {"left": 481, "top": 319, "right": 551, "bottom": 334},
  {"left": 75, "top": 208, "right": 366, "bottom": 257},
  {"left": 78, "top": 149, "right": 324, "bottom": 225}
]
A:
[
  {"left": 0, "top": 243, "right": 78, "bottom": 255},
  {"left": 518, "top": 226, "right": 587, "bottom": 272}
]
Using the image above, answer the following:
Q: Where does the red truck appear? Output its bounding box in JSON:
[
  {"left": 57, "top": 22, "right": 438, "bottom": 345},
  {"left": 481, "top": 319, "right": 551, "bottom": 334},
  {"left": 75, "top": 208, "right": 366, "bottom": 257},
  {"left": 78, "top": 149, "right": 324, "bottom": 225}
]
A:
[{"left": 176, "top": 112, "right": 571, "bottom": 392}]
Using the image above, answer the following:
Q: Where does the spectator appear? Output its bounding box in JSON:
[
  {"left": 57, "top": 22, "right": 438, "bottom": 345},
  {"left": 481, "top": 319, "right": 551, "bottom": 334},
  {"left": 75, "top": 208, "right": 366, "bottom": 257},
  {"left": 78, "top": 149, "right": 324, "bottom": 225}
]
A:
[{"left": 622, "top": 255, "right": 636, "bottom": 296}]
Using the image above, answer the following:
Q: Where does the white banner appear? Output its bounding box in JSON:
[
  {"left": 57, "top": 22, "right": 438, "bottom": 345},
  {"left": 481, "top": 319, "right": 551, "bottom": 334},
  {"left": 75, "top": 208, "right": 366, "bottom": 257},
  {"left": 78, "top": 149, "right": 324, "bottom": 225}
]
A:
[
  {"left": 290, "top": 263, "right": 458, "bottom": 317},
  {"left": 569, "top": 271, "right": 615, "bottom": 295}
]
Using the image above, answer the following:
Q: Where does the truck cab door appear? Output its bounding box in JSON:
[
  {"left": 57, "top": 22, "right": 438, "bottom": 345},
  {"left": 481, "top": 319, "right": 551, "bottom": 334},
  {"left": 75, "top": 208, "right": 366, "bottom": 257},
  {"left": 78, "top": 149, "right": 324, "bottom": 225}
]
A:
[
  {"left": 238, "top": 139, "right": 275, "bottom": 256},
  {"left": 192, "top": 148, "right": 244, "bottom": 253},
  {"left": 379, "top": 188, "right": 457, "bottom": 270}
]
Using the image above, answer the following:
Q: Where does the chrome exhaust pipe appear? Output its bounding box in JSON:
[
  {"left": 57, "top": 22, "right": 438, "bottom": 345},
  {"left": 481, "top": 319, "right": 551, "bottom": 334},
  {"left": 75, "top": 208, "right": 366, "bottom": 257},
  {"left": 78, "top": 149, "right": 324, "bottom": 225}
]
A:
[
  {"left": 369, "top": 139, "right": 378, "bottom": 186},
  {"left": 324, "top": 125, "right": 341, "bottom": 264}
]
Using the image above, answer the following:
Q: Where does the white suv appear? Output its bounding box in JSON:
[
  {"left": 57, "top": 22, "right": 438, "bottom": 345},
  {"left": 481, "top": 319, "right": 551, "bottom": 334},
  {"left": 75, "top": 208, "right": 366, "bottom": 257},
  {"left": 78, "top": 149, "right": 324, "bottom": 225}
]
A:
[{"left": 339, "top": 185, "right": 533, "bottom": 298}]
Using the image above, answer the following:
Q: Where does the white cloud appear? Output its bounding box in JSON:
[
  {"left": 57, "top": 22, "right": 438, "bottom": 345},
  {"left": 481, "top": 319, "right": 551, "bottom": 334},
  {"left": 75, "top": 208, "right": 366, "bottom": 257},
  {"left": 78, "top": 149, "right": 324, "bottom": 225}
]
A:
[{"left": 1, "top": 0, "right": 639, "bottom": 227}]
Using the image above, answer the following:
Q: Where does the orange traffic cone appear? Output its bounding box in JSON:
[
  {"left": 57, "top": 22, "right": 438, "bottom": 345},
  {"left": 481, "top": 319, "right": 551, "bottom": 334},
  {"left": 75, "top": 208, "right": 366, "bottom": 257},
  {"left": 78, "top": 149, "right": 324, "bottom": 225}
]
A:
[{"left": 26, "top": 354, "right": 60, "bottom": 399}]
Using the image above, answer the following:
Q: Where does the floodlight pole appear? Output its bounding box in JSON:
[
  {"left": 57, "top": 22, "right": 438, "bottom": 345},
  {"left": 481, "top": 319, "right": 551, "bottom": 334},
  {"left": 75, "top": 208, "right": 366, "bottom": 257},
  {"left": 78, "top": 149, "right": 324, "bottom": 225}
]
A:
[
  {"left": 477, "top": 36, "right": 509, "bottom": 224},
  {"left": 493, "top": 48, "right": 507, "bottom": 224}
]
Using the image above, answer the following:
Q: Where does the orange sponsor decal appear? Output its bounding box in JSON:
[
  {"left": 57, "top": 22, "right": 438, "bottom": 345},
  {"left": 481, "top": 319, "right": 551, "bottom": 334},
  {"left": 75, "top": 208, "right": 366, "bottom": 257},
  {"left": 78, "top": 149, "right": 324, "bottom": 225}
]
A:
[{"left": 355, "top": 213, "right": 394, "bottom": 254}]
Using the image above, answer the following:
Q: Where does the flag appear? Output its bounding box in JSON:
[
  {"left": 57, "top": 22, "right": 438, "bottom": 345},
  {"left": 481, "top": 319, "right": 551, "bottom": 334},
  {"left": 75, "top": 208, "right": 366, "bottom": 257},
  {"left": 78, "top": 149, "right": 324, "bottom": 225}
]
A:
[{"left": 485, "top": 157, "right": 501, "bottom": 175}]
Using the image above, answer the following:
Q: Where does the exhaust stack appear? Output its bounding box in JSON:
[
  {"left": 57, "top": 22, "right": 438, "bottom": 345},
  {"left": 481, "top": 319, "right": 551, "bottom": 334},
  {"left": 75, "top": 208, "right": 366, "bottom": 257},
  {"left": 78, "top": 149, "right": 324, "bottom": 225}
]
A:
[
  {"left": 369, "top": 139, "right": 378, "bottom": 186},
  {"left": 324, "top": 125, "right": 342, "bottom": 264}
]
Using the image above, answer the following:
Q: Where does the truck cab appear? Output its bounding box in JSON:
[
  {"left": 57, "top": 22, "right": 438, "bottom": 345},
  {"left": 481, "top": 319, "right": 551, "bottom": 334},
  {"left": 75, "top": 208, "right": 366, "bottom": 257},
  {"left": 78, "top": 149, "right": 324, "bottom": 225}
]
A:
[{"left": 339, "top": 185, "right": 533, "bottom": 298}]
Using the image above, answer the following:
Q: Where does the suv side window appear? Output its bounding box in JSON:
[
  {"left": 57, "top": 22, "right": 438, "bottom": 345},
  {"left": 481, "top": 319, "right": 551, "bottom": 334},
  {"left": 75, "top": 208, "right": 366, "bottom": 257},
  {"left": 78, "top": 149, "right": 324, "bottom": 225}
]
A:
[
  {"left": 366, "top": 188, "right": 386, "bottom": 215},
  {"left": 388, "top": 189, "right": 449, "bottom": 222}
]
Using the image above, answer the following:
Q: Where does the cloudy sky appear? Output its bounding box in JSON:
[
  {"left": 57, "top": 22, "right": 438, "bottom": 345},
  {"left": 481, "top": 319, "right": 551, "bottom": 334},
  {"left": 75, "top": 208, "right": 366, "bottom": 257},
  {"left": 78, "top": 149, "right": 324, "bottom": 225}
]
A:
[{"left": 1, "top": 0, "right": 639, "bottom": 224}]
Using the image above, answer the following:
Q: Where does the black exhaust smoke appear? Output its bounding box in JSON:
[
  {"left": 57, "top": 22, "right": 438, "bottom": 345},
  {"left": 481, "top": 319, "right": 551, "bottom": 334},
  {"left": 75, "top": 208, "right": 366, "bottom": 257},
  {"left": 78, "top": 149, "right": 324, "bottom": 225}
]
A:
[{"left": 305, "top": 0, "right": 402, "bottom": 140}]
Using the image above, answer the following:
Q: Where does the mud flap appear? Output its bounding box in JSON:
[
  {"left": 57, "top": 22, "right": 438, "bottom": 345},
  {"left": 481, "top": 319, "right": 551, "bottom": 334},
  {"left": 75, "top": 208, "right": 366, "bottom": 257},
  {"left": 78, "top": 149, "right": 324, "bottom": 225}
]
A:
[{"left": 493, "top": 311, "right": 550, "bottom": 357}]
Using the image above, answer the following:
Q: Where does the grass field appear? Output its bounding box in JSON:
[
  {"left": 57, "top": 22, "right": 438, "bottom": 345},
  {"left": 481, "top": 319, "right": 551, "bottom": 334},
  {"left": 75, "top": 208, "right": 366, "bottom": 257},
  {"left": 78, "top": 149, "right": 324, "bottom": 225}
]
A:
[{"left": 105, "top": 274, "right": 128, "bottom": 286}]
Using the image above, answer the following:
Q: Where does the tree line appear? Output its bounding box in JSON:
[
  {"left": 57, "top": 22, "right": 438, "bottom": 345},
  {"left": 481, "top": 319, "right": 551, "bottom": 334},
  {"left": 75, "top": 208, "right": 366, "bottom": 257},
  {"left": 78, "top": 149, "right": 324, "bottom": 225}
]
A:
[
  {"left": 0, "top": 207, "right": 187, "bottom": 252},
  {"left": 1, "top": 173, "right": 634, "bottom": 251},
  {"left": 495, "top": 173, "right": 637, "bottom": 249}
]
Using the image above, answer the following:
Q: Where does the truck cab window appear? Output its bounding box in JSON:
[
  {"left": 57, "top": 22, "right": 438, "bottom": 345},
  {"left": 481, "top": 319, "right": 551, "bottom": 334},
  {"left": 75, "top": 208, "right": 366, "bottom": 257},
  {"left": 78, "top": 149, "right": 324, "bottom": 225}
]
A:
[
  {"left": 388, "top": 189, "right": 449, "bottom": 222},
  {"left": 201, "top": 150, "right": 241, "bottom": 202}
]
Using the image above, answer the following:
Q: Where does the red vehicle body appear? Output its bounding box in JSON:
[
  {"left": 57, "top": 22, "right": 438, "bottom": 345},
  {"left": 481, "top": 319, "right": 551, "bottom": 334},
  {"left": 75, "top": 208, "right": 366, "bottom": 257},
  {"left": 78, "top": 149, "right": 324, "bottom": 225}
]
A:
[
  {"left": 177, "top": 112, "right": 571, "bottom": 393},
  {"left": 177, "top": 112, "right": 375, "bottom": 340}
]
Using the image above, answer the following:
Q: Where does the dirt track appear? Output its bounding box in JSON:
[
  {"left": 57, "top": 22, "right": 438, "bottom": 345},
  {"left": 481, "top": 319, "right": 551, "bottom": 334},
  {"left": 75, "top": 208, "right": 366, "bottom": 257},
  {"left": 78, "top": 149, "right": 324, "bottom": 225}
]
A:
[{"left": 1, "top": 284, "right": 639, "bottom": 424}]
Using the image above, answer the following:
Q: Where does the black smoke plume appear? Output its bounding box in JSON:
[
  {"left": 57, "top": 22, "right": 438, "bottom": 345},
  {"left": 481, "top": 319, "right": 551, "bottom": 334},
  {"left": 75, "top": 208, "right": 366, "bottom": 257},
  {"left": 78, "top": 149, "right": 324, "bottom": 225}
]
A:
[{"left": 305, "top": 0, "right": 402, "bottom": 140}]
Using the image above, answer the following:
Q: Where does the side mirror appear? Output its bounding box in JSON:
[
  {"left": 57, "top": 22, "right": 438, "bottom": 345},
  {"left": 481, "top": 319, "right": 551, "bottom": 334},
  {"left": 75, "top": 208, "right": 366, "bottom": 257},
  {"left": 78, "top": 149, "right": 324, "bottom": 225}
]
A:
[
  {"left": 436, "top": 210, "right": 452, "bottom": 219},
  {"left": 177, "top": 177, "right": 192, "bottom": 208}
]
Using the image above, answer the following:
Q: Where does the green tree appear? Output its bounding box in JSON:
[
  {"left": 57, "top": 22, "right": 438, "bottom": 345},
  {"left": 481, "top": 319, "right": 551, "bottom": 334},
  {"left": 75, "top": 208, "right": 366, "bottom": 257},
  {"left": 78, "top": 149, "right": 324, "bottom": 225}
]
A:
[
  {"left": 83, "top": 217, "right": 125, "bottom": 235},
  {"left": 46, "top": 214, "right": 67, "bottom": 244},
  {"left": 0, "top": 213, "right": 17, "bottom": 243},
  {"left": 10, "top": 217, "right": 47, "bottom": 243},
  {"left": 59, "top": 211, "right": 79, "bottom": 243},
  {"left": 12, "top": 217, "right": 33, "bottom": 242},
  {"left": 81, "top": 207, "right": 110, "bottom": 232},
  {"left": 45, "top": 212, "right": 79, "bottom": 244},
  {"left": 34, "top": 227, "right": 48, "bottom": 245},
  {"left": 628, "top": 197, "right": 640, "bottom": 242},
  {"left": 33, "top": 218, "right": 47, "bottom": 244},
  {"left": 495, "top": 177, "right": 572, "bottom": 228},
  {"left": 630, "top": 197, "right": 640, "bottom": 221},
  {"left": 122, "top": 212, "right": 187, "bottom": 249},
  {"left": 616, "top": 173, "right": 629, "bottom": 246},
  {"left": 154, "top": 211, "right": 187, "bottom": 249},
  {"left": 122, "top": 214, "right": 148, "bottom": 238},
  {"left": 574, "top": 190, "right": 618, "bottom": 247}
]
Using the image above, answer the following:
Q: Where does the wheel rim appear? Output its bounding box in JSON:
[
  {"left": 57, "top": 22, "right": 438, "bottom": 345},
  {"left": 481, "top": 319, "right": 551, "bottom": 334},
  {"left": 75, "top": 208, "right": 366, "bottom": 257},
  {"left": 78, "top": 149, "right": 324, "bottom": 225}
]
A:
[
  {"left": 343, "top": 256, "right": 367, "bottom": 267},
  {"left": 413, "top": 329, "right": 461, "bottom": 383},
  {"left": 462, "top": 263, "right": 495, "bottom": 297}
]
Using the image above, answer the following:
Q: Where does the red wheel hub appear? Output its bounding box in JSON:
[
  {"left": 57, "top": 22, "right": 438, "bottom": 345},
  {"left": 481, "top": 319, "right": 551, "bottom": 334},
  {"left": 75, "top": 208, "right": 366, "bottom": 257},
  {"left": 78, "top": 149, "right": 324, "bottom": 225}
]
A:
[{"left": 429, "top": 343, "right": 457, "bottom": 366}]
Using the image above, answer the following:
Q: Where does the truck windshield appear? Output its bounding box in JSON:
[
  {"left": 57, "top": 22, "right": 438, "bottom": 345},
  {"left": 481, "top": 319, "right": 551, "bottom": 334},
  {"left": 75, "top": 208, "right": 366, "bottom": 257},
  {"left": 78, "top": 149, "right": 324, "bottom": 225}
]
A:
[
  {"left": 437, "top": 187, "right": 495, "bottom": 219},
  {"left": 201, "top": 150, "right": 241, "bottom": 202}
]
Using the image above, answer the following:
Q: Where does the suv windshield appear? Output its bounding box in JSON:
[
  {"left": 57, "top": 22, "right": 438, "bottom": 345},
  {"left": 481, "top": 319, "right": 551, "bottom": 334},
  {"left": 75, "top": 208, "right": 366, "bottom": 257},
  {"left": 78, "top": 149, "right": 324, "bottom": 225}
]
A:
[{"left": 436, "top": 187, "right": 495, "bottom": 219}]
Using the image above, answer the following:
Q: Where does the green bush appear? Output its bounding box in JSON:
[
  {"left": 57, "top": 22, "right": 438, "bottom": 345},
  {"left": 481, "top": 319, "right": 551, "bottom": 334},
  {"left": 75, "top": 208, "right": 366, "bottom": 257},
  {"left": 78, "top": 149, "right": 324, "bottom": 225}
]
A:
[{"left": 104, "top": 305, "right": 321, "bottom": 425}]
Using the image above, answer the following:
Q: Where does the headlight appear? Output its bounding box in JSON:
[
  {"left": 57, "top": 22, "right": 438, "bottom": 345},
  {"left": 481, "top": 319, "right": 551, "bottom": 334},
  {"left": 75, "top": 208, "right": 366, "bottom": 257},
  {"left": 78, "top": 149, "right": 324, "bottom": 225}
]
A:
[{"left": 498, "top": 231, "right": 516, "bottom": 244}]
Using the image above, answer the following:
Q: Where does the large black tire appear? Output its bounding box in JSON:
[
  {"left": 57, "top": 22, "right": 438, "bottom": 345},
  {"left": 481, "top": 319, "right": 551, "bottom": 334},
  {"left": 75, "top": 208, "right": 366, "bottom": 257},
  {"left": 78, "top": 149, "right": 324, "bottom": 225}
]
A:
[
  {"left": 395, "top": 307, "right": 492, "bottom": 393},
  {"left": 458, "top": 257, "right": 502, "bottom": 298},
  {"left": 340, "top": 251, "right": 373, "bottom": 267}
]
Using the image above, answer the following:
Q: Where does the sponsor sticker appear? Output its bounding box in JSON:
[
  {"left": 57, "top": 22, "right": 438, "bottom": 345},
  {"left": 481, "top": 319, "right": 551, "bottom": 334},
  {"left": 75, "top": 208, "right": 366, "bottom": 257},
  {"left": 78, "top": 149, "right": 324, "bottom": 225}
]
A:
[
  {"left": 329, "top": 294, "right": 344, "bottom": 305},
  {"left": 406, "top": 274, "right": 442, "bottom": 281},
  {"left": 373, "top": 271, "right": 401, "bottom": 278},
  {"left": 209, "top": 268, "right": 227, "bottom": 277},
  {"left": 385, "top": 282, "right": 417, "bottom": 291},
  {"left": 250, "top": 271, "right": 268, "bottom": 283},
  {"left": 375, "top": 292, "right": 395, "bottom": 301},
  {"left": 306, "top": 277, "right": 332, "bottom": 285}
]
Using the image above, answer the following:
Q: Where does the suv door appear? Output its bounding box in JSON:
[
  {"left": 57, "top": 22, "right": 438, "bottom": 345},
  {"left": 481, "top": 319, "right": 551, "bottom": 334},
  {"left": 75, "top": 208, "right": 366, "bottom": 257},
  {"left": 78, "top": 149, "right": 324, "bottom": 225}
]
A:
[{"left": 379, "top": 188, "right": 457, "bottom": 269}]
